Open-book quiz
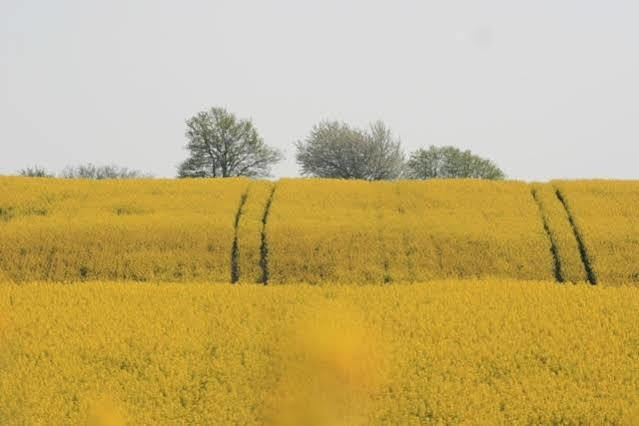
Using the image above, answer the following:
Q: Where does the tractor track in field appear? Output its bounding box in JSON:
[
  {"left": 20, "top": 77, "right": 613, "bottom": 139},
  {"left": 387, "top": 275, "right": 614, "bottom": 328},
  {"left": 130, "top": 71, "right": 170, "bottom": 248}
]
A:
[
  {"left": 259, "top": 184, "right": 277, "bottom": 285},
  {"left": 230, "top": 187, "right": 250, "bottom": 284},
  {"left": 555, "top": 188, "right": 597, "bottom": 285},
  {"left": 531, "top": 188, "right": 564, "bottom": 283}
]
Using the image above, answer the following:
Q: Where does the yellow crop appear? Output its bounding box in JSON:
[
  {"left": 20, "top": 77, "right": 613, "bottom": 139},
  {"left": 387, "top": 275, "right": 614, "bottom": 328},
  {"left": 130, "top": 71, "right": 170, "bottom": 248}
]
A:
[
  {"left": 531, "top": 183, "right": 588, "bottom": 283},
  {"left": 2, "top": 177, "right": 639, "bottom": 285},
  {"left": 235, "top": 180, "right": 274, "bottom": 283},
  {"left": 267, "top": 178, "right": 555, "bottom": 283},
  {"left": 2, "top": 280, "right": 639, "bottom": 424},
  {"left": 267, "top": 178, "right": 386, "bottom": 283},
  {"left": 0, "top": 177, "right": 249, "bottom": 282},
  {"left": 554, "top": 180, "right": 639, "bottom": 284}
]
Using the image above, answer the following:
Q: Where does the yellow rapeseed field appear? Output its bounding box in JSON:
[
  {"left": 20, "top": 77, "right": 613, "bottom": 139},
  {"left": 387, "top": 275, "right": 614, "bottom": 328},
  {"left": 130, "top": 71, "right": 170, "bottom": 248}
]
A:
[
  {"left": 0, "top": 177, "right": 249, "bottom": 282},
  {"left": 554, "top": 180, "right": 639, "bottom": 284},
  {"left": 382, "top": 180, "right": 554, "bottom": 282},
  {"left": 3, "top": 178, "right": 639, "bottom": 424},
  {"left": 3, "top": 177, "right": 639, "bottom": 285},
  {"left": 235, "top": 180, "right": 274, "bottom": 283},
  {"left": 531, "top": 183, "right": 588, "bottom": 283},
  {"left": 267, "top": 178, "right": 555, "bottom": 283},
  {"left": 1, "top": 280, "right": 639, "bottom": 424},
  {"left": 266, "top": 178, "right": 386, "bottom": 283}
]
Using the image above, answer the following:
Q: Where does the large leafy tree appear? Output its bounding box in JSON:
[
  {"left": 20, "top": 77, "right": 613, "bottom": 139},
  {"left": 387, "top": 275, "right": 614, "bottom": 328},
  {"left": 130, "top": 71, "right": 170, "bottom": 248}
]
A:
[
  {"left": 406, "top": 146, "right": 505, "bottom": 179},
  {"left": 295, "top": 120, "right": 404, "bottom": 180},
  {"left": 178, "top": 107, "right": 282, "bottom": 178}
]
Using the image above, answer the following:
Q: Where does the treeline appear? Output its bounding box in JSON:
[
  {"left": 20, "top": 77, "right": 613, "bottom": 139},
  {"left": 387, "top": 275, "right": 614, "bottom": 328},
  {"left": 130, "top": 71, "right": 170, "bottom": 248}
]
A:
[
  {"left": 178, "top": 107, "right": 504, "bottom": 180},
  {"left": 16, "top": 106, "right": 505, "bottom": 180},
  {"left": 18, "top": 164, "right": 150, "bottom": 179}
]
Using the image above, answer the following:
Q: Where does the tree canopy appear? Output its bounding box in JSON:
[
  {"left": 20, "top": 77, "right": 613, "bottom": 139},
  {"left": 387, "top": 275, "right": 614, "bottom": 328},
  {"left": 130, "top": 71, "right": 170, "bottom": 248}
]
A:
[
  {"left": 18, "top": 166, "right": 53, "bottom": 177},
  {"left": 61, "top": 164, "right": 148, "bottom": 179},
  {"left": 178, "top": 107, "right": 282, "bottom": 178},
  {"left": 406, "top": 146, "right": 504, "bottom": 179},
  {"left": 295, "top": 120, "right": 404, "bottom": 180}
]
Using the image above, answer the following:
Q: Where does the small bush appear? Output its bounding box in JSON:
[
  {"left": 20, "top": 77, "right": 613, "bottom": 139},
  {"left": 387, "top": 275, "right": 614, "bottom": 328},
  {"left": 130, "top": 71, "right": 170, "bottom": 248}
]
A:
[{"left": 18, "top": 166, "right": 53, "bottom": 177}]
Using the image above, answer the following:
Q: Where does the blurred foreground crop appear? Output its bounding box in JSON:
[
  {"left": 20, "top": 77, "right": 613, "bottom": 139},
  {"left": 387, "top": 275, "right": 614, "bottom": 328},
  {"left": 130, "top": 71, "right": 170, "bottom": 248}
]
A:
[
  {"left": 265, "top": 301, "right": 391, "bottom": 426},
  {"left": 1, "top": 280, "right": 639, "bottom": 424}
]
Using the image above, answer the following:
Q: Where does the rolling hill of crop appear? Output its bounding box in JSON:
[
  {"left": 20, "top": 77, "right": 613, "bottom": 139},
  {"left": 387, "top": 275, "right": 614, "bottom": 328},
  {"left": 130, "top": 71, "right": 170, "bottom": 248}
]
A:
[
  {"left": 1, "top": 177, "right": 638, "bottom": 285},
  {"left": 2, "top": 177, "right": 639, "bottom": 424}
]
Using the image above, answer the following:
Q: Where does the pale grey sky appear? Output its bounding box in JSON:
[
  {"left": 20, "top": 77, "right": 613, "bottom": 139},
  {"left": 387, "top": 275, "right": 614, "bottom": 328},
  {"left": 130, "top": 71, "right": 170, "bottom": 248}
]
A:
[{"left": 2, "top": 0, "right": 638, "bottom": 180}]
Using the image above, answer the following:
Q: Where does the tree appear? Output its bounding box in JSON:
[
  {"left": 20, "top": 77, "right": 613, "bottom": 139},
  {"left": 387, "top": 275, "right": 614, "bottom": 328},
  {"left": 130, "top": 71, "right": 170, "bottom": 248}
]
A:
[
  {"left": 178, "top": 107, "right": 282, "bottom": 178},
  {"left": 61, "top": 164, "right": 149, "bottom": 179},
  {"left": 18, "top": 166, "right": 53, "bottom": 177},
  {"left": 406, "top": 146, "right": 505, "bottom": 179},
  {"left": 295, "top": 120, "right": 404, "bottom": 180}
]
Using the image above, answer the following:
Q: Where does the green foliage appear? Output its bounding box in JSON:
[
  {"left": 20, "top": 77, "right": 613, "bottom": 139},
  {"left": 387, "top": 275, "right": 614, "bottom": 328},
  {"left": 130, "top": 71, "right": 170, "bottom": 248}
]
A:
[
  {"left": 406, "top": 146, "right": 505, "bottom": 179},
  {"left": 18, "top": 166, "right": 53, "bottom": 177},
  {"left": 295, "top": 120, "right": 404, "bottom": 180},
  {"left": 61, "top": 164, "right": 149, "bottom": 179},
  {"left": 178, "top": 107, "right": 282, "bottom": 178}
]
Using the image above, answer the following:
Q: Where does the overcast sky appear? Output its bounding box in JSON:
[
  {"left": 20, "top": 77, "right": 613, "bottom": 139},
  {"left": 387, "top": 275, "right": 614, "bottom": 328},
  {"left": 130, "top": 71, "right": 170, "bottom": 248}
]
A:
[{"left": 2, "top": 0, "right": 638, "bottom": 180}]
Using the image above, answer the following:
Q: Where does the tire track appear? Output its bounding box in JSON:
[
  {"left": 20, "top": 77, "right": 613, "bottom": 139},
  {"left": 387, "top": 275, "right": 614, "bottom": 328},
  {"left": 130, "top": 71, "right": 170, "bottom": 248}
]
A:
[
  {"left": 555, "top": 188, "right": 597, "bottom": 285},
  {"left": 259, "top": 184, "right": 277, "bottom": 285},
  {"left": 531, "top": 188, "right": 564, "bottom": 283},
  {"left": 230, "top": 187, "right": 250, "bottom": 284}
]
